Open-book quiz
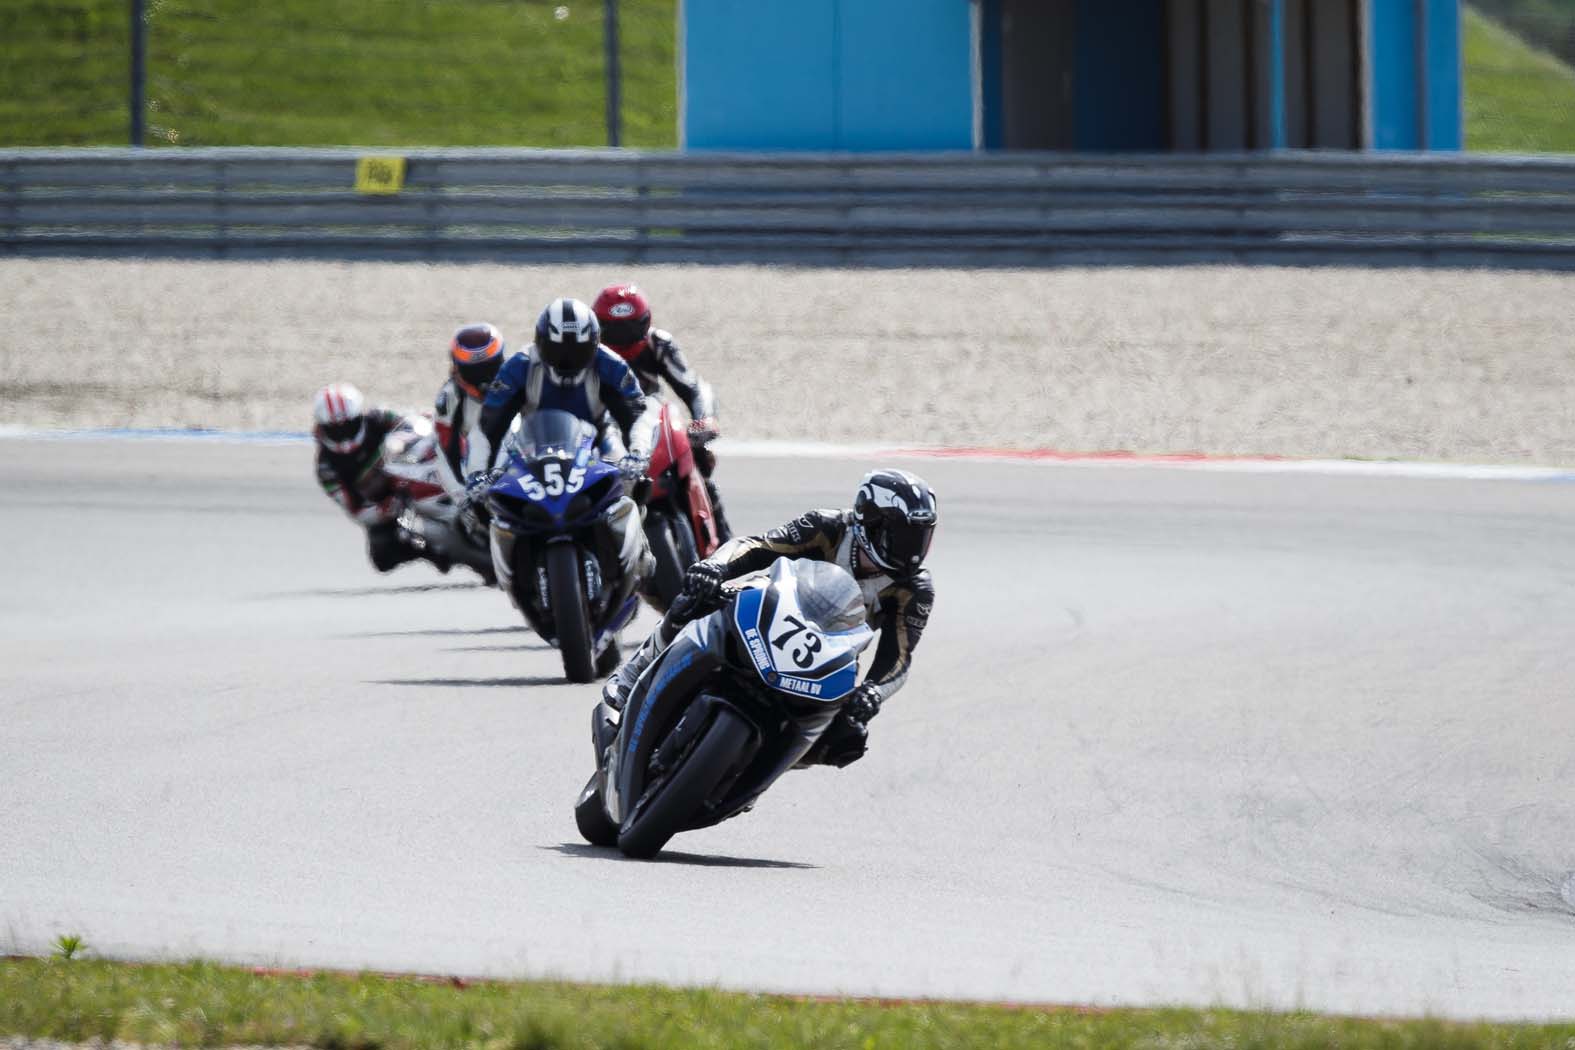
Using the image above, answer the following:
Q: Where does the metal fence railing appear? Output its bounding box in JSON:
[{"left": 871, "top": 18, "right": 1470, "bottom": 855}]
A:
[{"left": 4, "top": 147, "right": 1575, "bottom": 268}]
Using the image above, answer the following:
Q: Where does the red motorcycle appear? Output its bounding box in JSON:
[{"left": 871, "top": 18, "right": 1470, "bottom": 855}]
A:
[{"left": 642, "top": 404, "right": 724, "bottom": 609}]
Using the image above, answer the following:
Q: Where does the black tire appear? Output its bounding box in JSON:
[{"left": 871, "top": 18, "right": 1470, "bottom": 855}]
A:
[
  {"left": 671, "top": 510, "right": 701, "bottom": 569},
  {"left": 574, "top": 773, "right": 619, "bottom": 847},
  {"left": 644, "top": 513, "right": 685, "bottom": 610},
  {"left": 617, "top": 706, "right": 754, "bottom": 859},
  {"left": 547, "top": 542, "right": 596, "bottom": 683}
]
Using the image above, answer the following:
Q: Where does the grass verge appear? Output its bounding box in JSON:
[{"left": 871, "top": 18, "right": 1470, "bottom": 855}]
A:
[
  {"left": 3, "top": 957, "right": 1574, "bottom": 1049},
  {"left": 1465, "top": 5, "right": 1575, "bottom": 151},
  {"left": 0, "top": 0, "right": 676, "bottom": 147}
]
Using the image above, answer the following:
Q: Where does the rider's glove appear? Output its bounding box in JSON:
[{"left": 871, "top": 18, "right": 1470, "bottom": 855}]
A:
[
  {"left": 618, "top": 453, "right": 648, "bottom": 484},
  {"left": 845, "top": 682, "right": 883, "bottom": 725},
  {"left": 681, "top": 560, "right": 725, "bottom": 602},
  {"left": 463, "top": 469, "right": 499, "bottom": 499},
  {"left": 457, "top": 497, "right": 487, "bottom": 541},
  {"left": 458, "top": 470, "right": 496, "bottom": 535},
  {"left": 667, "top": 560, "right": 726, "bottom": 624}
]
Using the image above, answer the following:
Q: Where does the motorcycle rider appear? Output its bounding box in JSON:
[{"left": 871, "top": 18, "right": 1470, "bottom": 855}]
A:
[
  {"left": 312, "top": 381, "right": 450, "bottom": 574},
  {"left": 472, "top": 297, "right": 660, "bottom": 589},
  {"left": 592, "top": 283, "right": 732, "bottom": 541},
  {"left": 601, "top": 468, "right": 937, "bottom": 768},
  {"left": 433, "top": 322, "right": 505, "bottom": 497}
]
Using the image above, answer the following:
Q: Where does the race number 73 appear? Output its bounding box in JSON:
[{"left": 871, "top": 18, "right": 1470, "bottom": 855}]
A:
[
  {"left": 521, "top": 461, "right": 585, "bottom": 500},
  {"left": 771, "top": 614, "right": 823, "bottom": 669}
]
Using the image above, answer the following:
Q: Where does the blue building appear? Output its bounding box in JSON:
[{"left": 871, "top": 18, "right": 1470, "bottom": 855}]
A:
[{"left": 681, "top": 0, "right": 1461, "bottom": 151}]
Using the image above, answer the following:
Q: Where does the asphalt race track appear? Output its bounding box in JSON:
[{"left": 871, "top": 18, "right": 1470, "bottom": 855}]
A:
[{"left": 3, "top": 436, "right": 1573, "bottom": 1020}]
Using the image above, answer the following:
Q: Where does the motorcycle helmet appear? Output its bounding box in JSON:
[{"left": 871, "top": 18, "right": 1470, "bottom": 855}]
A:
[
  {"left": 852, "top": 469, "right": 937, "bottom": 574},
  {"left": 592, "top": 283, "right": 652, "bottom": 362},
  {"left": 535, "top": 297, "right": 600, "bottom": 384},
  {"left": 449, "top": 322, "right": 505, "bottom": 399},
  {"left": 312, "top": 382, "right": 368, "bottom": 454}
]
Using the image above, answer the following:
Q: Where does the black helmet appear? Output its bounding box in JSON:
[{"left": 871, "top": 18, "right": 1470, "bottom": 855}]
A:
[
  {"left": 449, "top": 322, "right": 505, "bottom": 399},
  {"left": 853, "top": 469, "right": 937, "bottom": 574},
  {"left": 534, "top": 297, "right": 600, "bottom": 383}
]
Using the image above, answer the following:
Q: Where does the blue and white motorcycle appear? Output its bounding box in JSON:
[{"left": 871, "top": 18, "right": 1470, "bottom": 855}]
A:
[
  {"left": 575, "top": 557, "right": 875, "bottom": 857},
  {"left": 487, "top": 410, "right": 640, "bottom": 683}
]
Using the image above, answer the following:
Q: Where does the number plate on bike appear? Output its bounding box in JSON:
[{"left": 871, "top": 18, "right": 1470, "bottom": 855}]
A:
[
  {"left": 516, "top": 458, "right": 588, "bottom": 501},
  {"left": 731, "top": 561, "right": 869, "bottom": 702}
]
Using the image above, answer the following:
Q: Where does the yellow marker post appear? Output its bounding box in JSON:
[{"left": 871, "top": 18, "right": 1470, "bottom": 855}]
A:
[{"left": 355, "top": 155, "right": 406, "bottom": 195}]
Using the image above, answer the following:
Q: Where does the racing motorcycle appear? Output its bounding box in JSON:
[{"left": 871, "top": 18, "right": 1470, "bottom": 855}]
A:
[
  {"left": 378, "top": 414, "right": 494, "bottom": 581},
  {"left": 575, "top": 557, "right": 875, "bottom": 858},
  {"left": 642, "top": 404, "right": 725, "bottom": 609},
  {"left": 486, "top": 410, "right": 640, "bottom": 683}
]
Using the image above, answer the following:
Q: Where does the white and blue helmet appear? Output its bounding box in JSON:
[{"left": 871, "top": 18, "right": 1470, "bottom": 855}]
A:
[{"left": 534, "top": 297, "right": 601, "bottom": 383}]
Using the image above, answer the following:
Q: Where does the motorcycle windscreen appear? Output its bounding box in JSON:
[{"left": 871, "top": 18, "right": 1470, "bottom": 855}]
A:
[
  {"left": 506, "top": 408, "right": 597, "bottom": 463},
  {"left": 731, "top": 558, "right": 874, "bottom": 702}
]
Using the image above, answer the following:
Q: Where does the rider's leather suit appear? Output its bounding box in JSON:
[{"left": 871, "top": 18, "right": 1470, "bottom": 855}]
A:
[{"left": 431, "top": 378, "right": 488, "bottom": 497}]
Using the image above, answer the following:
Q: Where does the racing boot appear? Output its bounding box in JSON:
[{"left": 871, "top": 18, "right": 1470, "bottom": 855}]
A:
[{"left": 601, "top": 629, "right": 662, "bottom": 712}]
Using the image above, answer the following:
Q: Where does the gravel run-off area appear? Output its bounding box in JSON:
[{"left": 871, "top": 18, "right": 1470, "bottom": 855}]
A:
[{"left": 3, "top": 259, "right": 1572, "bottom": 464}]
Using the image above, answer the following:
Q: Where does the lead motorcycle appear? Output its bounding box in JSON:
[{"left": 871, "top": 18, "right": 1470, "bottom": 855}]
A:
[
  {"left": 487, "top": 410, "right": 641, "bottom": 683},
  {"left": 575, "top": 557, "right": 875, "bottom": 858}
]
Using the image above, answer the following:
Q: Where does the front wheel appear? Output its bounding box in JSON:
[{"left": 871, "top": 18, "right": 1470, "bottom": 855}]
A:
[
  {"left": 617, "top": 706, "right": 754, "bottom": 859},
  {"left": 575, "top": 773, "right": 618, "bottom": 847},
  {"left": 546, "top": 542, "right": 596, "bottom": 683},
  {"left": 670, "top": 510, "right": 700, "bottom": 573},
  {"left": 644, "top": 513, "right": 685, "bottom": 611}
]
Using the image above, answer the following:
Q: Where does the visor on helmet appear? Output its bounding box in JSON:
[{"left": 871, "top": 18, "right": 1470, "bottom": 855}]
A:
[
  {"left": 316, "top": 417, "right": 365, "bottom": 452},
  {"left": 539, "top": 338, "right": 596, "bottom": 384},
  {"left": 869, "top": 508, "right": 935, "bottom": 571},
  {"left": 455, "top": 355, "right": 502, "bottom": 398},
  {"left": 599, "top": 316, "right": 649, "bottom": 352}
]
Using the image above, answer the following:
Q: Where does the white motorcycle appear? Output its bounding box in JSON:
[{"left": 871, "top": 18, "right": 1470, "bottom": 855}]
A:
[{"left": 379, "top": 415, "right": 495, "bottom": 583}]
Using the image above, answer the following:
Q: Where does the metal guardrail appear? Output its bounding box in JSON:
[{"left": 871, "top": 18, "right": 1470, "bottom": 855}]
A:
[{"left": 3, "top": 147, "right": 1575, "bottom": 268}]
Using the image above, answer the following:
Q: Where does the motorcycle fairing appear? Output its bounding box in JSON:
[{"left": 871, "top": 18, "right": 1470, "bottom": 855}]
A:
[
  {"left": 731, "top": 560, "right": 872, "bottom": 702},
  {"left": 646, "top": 403, "right": 721, "bottom": 556},
  {"left": 605, "top": 619, "right": 730, "bottom": 825},
  {"left": 488, "top": 410, "right": 622, "bottom": 533}
]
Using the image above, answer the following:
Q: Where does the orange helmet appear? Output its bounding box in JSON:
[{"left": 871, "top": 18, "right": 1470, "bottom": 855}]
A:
[{"left": 449, "top": 323, "right": 505, "bottom": 399}]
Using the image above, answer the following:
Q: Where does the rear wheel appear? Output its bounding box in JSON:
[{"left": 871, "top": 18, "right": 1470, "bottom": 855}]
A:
[
  {"left": 617, "top": 706, "right": 754, "bottom": 859},
  {"left": 644, "top": 513, "right": 685, "bottom": 610},
  {"left": 547, "top": 542, "right": 596, "bottom": 683},
  {"left": 574, "top": 773, "right": 618, "bottom": 847}
]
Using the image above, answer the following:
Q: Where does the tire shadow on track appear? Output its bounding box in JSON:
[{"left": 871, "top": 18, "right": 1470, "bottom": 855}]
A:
[
  {"left": 344, "top": 625, "right": 529, "bottom": 638},
  {"left": 541, "top": 843, "right": 818, "bottom": 870},
  {"left": 368, "top": 675, "right": 567, "bottom": 689},
  {"left": 255, "top": 581, "right": 488, "bottom": 599}
]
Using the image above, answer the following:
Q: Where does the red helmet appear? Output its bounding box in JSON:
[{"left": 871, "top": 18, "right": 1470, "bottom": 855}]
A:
[{"left": 592, "top": 283, "right": 652, "bottom": 361}]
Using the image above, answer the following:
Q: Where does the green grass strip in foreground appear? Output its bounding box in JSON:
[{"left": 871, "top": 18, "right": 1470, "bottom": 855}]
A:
[{"left": 2, "top": 958, "right": 1574, "bottom": 1049}]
